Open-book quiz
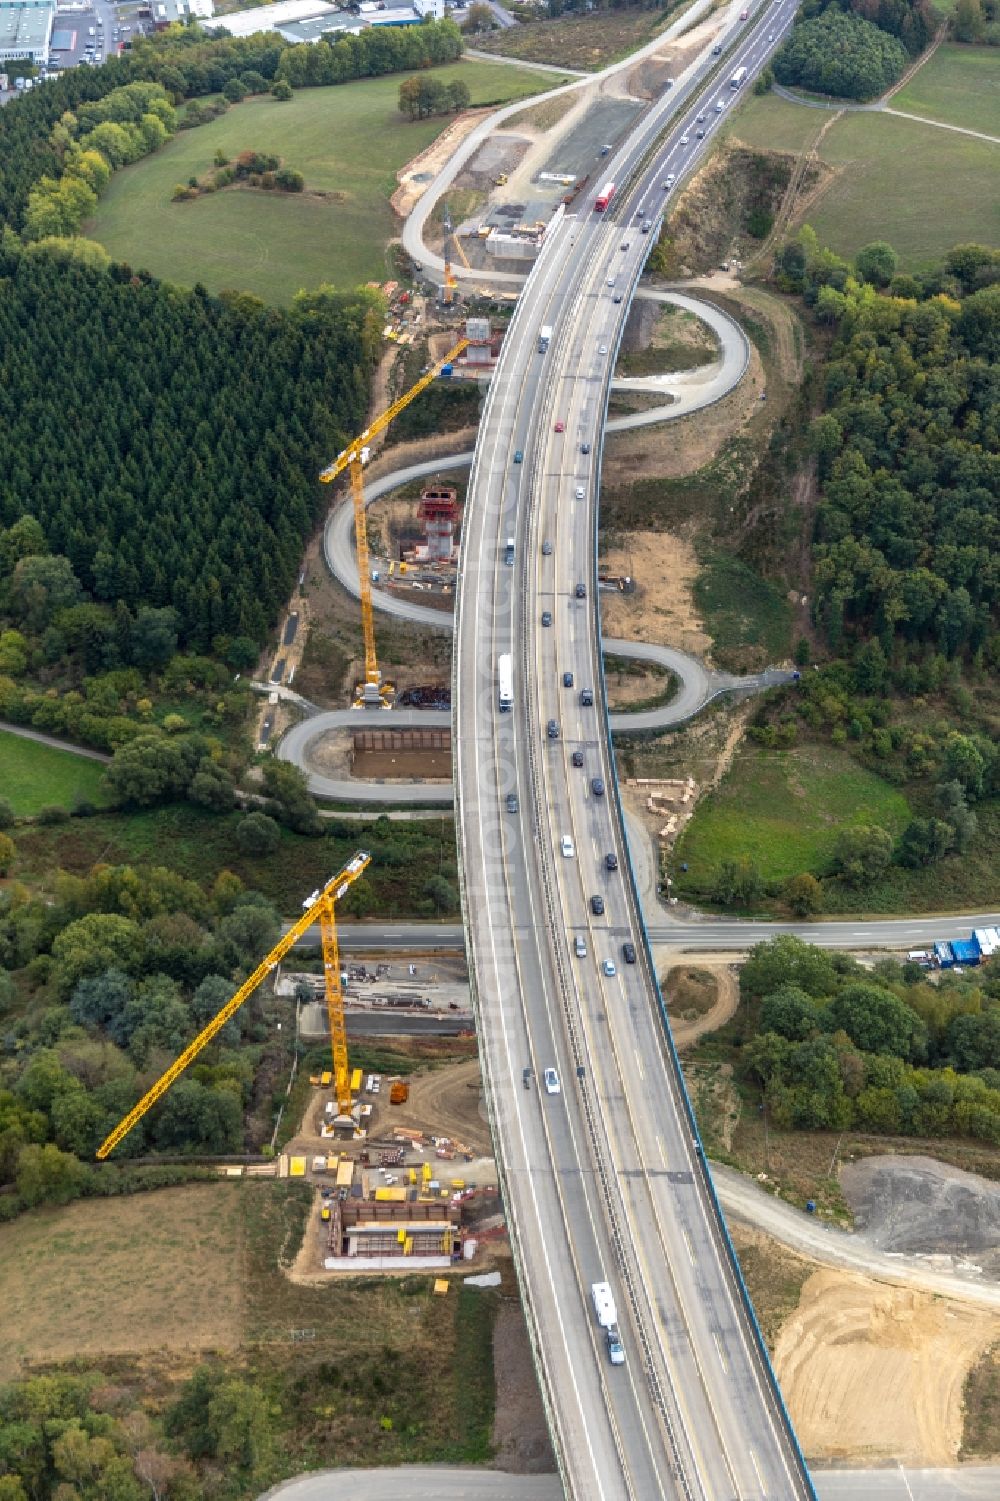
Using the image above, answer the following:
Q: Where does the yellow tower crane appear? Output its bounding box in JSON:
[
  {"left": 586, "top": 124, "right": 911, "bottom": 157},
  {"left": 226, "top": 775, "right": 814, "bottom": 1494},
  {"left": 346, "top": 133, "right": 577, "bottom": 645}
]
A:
[
  {"left": 319, "top": 337, "right": 469, "bottom": 707},
  {"left": 95, "top": 852, "right": 372, "bottom": 1160}
]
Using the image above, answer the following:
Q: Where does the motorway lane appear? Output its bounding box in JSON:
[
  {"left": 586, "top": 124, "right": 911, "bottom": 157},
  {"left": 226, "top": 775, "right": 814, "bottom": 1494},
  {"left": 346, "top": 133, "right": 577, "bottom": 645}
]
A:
[
  {"left": 534, "top": 197, "right": 804, "bottom": 1499},
  {"left": 456, "top": 224, "right": 648, "bottom": 1498},
  {"left": 454, "top": 4, "right": 823, "bottom": 1497}
]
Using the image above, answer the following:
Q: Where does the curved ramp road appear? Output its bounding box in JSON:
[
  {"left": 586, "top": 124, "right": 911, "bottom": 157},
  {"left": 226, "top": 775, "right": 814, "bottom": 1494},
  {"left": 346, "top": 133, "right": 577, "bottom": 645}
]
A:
[
  {"left": 289, "top": 292, "right": 789, "bottom": 797},
  {"left": 278, "top": 708, "right": 454, "bottom": 805}
]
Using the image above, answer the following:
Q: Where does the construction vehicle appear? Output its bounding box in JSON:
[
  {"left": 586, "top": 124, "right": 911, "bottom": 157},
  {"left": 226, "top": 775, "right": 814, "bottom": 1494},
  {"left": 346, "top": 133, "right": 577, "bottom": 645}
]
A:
[
  {"left": 492, "top": 173, "right": 508, "bottom": 187},
  {"left": 390, "top": 1080, "right": 410, "bottom": 1104},
  {"left": 318, "top": 339, "right": 468, "bottom": 706},
  {"left": 95, "top": 853, "right": 372, "bottom": 1159}
]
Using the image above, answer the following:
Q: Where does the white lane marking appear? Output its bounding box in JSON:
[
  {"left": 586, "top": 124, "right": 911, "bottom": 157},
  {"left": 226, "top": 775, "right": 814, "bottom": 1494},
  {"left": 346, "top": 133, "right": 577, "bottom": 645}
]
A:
[{"left": 714, "top": 1331, "right": 729, "bottom": 1376}]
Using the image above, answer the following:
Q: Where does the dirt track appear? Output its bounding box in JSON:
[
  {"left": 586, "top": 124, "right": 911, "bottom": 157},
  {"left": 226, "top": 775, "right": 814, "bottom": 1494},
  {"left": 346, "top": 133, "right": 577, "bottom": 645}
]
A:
[
  {"left": 388, "top": 1057, "right": 492, "bottom": 1155},
  {"left": 666, "top": 960, "right": 739, "bottom": 1049}
]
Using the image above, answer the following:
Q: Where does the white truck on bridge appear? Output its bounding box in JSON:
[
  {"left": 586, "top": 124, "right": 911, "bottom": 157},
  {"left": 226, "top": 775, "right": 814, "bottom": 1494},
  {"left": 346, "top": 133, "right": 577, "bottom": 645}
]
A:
[
  {"left": 498, "top": 653, "right": 513, "bottom": 712},
  {"left": 538, "top": 325, "right": 552, "bottom": 353},
  {"left": 591, "top": 1281, "right": 625, "bottom": 1366}
]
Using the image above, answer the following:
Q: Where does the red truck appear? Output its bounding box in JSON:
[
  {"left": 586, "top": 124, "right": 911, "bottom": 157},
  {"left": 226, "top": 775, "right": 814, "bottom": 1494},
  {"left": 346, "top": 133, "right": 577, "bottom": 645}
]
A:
[{"left": 594, "top": 182, "right": 616, "bottom": 212}]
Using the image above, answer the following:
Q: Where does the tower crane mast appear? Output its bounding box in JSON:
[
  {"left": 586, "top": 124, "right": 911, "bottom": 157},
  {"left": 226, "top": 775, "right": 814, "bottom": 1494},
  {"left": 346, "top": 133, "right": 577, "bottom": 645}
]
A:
[
  {"left": 319, "top": 337, "right": 469, "bottom": 707},
  {"left": 96, "top": 852, "right": 372, "bottom": 1160}
]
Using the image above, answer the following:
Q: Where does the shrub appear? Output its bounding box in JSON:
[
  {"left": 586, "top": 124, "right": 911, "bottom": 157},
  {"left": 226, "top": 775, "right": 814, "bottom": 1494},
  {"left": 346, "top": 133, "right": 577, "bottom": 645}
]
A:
[
  {"left": 36, "top": 804, "right": 70, "bottom": 825},
  {"left": 235, "top": 812, "right": 281, "bottom": 857}
]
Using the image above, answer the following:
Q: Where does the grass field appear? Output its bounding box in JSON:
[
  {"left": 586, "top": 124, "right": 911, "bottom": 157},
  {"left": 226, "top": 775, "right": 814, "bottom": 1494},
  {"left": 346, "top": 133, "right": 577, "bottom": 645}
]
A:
[
  {"left": 474, "top": 6, "right": 674, "bottom": 70},
  {"left": 87, "top": 61, "right": 555, "bottom": 304},
  {"left": 891, "top": 44, "right": 1000, "bottom": 137},
  {"left": 0, "top": 1181, "right": 499, "bottom": 1469},
  {"left": 693, "top": 550, "right": 791, "bottom": 671},
  {"left": 0, "top": 1184, "right": 245, "bottom": 1379},
  {"left": 675, "top": 741, "right": 911, "bottom": 890},
  {"left": 0, "top": 730, "right": 109, "bottom": 814},
  {"left": 728, "top": 94, "right": 1000, "bottom": 267}
]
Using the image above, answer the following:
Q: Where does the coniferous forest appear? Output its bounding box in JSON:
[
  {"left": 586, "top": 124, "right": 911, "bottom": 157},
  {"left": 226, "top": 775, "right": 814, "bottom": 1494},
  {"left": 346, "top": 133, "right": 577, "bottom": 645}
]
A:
[{"left": 0, "top": 247, "right": 382, "bottom": 647}]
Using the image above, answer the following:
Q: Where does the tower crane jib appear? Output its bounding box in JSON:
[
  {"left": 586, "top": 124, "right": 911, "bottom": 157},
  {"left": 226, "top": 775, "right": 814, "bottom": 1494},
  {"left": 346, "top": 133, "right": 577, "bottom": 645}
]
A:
[{"left": 95, "top": 852, "right": 372, "bottom": 1160}]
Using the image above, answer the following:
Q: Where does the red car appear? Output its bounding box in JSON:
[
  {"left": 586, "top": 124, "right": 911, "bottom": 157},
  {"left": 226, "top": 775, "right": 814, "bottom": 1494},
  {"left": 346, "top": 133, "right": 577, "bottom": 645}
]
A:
[{"left": 554, "top": 420, "right": 565, "bottom": 432}]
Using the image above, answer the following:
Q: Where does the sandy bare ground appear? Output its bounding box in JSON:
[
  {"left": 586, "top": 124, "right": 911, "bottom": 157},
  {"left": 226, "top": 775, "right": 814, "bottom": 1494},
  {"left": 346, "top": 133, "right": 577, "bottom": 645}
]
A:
[
  {"left": 392, "top": 109, "right": 501, "bottom": 218},
  {"left": 600, "top": 531, "right": 711, "bottom": 657},
  {"left": 618, "top": 15, "right": 722, "bottom": 100},
  {"left": 388, "top": 1056, "right": 493, "bottom": 1155},
  {"left": 774, "top": 1267, "right": 1000, "bottom": 1466}
]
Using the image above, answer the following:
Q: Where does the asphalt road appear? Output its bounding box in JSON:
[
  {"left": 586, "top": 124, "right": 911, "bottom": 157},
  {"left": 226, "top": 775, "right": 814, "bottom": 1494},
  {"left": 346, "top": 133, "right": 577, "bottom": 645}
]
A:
[
  {"left": 261, "top": 1466, "right": 1000, "bottom": 1501},
  {"left": 276, "top": 658, "right": 796, "bottom": 801},
  {"left": 293, "top": 281, "right": 790, "bottom": 804},
  {"left": 324, "top": 910, "right": 1000, "bottom": 954},
  {"left": 401, "top": 0, "right": 722, "bottom": 287},
  {"left": 450, "top": 1, "right": 814, "bottom": 1494},
  {"left": 712, "top": 1163, "right": 1000, "bottom": 1311}
]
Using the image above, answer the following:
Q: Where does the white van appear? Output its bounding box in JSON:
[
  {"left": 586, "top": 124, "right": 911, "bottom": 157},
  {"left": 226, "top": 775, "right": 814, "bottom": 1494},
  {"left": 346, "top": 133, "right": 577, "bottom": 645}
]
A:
[{"left": 561, "top": 835, "right": 575, "bottom": 858}]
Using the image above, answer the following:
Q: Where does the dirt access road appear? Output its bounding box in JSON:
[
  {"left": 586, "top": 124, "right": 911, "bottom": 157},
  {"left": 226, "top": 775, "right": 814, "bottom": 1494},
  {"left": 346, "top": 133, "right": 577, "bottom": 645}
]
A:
[{"left": 388, "top": 1056, "right": 492, "bottom": 1155}]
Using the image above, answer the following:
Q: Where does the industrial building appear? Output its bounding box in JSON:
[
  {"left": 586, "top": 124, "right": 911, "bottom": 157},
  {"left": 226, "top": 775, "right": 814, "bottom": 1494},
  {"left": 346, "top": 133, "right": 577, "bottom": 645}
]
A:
[
  {"left": 149, "top": 0, "right": 215, "bottom": 28},
  {"left": 0, "top": 0, "right": 55, "bottom": 63},
  {"left": 212, "top": 0, "right": 442, "bottom": 42}
]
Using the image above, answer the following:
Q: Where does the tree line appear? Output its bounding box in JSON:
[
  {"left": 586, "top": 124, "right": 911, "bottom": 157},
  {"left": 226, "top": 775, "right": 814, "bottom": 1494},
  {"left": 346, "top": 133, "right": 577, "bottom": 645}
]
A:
[
  {"left": 0, "top": 17, "right": 463, "bottom": 230},
  {"left": 774, "top": 9, "right": 909, "bottom": 100},
  {"left": 736, "top": 936, "right": 1000, "bottom": 1142},
  {"left": 775, "top": 0, "right": 936, "bottom": 100},
  {"left": 775, "top": 232, "right": 1000, "bottom": 664},
  {"left": 398, "top": 73, "right": 470, "bottom": 120}
]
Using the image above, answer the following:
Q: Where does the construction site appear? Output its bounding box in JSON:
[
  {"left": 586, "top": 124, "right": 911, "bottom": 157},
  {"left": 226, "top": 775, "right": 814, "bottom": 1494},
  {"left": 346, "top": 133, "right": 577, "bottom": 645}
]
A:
[
  {"left": 279, "top": 1059, "right": 500, "bottom": 1275},
  {"left": 93, "top": 851, "right": 501, "bottom": 1281}
]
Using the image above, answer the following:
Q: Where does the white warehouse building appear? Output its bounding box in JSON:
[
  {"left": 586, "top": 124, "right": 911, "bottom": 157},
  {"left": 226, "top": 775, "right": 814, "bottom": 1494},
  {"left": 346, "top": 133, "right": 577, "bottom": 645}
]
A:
[
  {"left": 0, "top": 0, "right": 55, "bottom": 63},
  {"left": 214, "top": 0, "right": 443, "bottom": 42}
]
